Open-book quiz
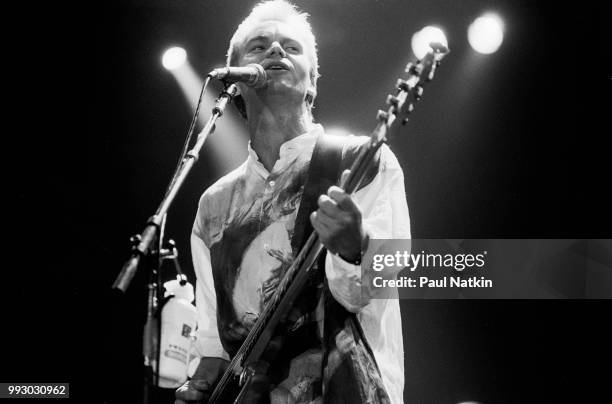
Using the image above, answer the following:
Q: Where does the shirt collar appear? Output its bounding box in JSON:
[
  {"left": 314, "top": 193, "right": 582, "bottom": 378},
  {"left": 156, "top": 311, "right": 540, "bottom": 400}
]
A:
[{"left": 246, "top": 124, "right": 324, "bottom": 176}]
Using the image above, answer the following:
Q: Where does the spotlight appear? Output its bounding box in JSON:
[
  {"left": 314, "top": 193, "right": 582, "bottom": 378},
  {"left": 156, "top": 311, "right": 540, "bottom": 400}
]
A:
[
  {"left": 468, "top": 13, "right": 504, "bottom": 54},
  {"left": 411, "top": 26, "right": 448, "bottom": 60},
  {"left": 162, "top": 47, "right": 187, "bottom": 70},
  {"left": 326, "top": 127, "right": 351, "bottom": 137}
]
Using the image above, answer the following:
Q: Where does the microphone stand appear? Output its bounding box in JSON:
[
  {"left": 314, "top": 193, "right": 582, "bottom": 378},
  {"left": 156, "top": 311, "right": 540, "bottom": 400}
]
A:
[
  {"left": 142, "top": 213, "right": 165, "bottom": 404},
  {"left": 111, "top": 83, "right": 238, "bottom": 404}
]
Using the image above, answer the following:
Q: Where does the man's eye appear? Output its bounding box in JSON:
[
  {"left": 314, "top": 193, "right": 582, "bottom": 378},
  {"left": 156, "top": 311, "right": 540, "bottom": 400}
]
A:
[
  {"left": 286, "top": 46, "right": 300, "bottom": 53},
  {"left": 250, "top": 45, "right": 265, "bottom": 52}
]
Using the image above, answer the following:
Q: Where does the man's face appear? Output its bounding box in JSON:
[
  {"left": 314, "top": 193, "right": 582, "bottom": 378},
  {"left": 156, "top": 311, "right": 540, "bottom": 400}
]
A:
[{"left": 235, "top": 19, "right": 315, "bottom": 102}]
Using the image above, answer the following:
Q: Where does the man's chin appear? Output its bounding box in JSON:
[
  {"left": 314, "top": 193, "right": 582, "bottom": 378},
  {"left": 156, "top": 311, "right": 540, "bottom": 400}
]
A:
[{"left": 261, "top": 80, "right": 302, "bottom": 96}]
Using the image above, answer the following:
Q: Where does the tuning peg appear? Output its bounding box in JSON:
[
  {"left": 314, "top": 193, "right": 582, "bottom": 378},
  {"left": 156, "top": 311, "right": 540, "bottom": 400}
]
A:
[
  {"left": 405, "top": 62, "right": 420, "bottom": 76},
  {"left": 386, "top": 94, "right": 400, "bottom": 108},
  {"left": 376, "top": 110, "right": 389, "bottom": 123},
  {"left": 406, "top": 104, "right": 415, "bottom": 114},
  {"left": 401, "top": 117, "right": 410, "bottom": 126},
  {"left": 396, "top": 79, "right": 410, "bottom": 92},
  {"left": 414, "top": 86, "right": 423, "bottom": 101},
  {"left": 129, "top": 234, "right": 142, "bottom": 246},
  {"left": 426, "top": 62, "right": 438, "bottom": 82},
  {"left": 429, "top": 42, "right": 450, "bottom": 56}
]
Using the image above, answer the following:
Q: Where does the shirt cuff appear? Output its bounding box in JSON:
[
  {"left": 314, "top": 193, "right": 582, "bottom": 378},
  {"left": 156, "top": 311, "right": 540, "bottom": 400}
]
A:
[
  {"left": 194, "top": 333, "right": 229, "bottom": 360},
  {"left": 327, "top": 253, "right": 366, "bottom": 312}
]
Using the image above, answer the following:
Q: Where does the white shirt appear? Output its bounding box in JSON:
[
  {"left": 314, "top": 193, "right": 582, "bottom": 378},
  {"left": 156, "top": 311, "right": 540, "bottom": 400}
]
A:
[{"left": 191, "top": 124, "right": 411, "bottom": 404}]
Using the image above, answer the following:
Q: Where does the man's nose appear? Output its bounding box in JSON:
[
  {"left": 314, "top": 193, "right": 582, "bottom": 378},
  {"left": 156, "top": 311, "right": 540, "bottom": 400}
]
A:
[{"left": 267, "top": 41, "right": 286, "bottom": 58}]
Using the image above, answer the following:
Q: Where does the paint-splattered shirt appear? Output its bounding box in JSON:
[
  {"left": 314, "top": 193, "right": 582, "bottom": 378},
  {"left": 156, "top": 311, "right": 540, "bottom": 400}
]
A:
[{"left": 191, "top": 124, "right": 410, "bottom": 404}]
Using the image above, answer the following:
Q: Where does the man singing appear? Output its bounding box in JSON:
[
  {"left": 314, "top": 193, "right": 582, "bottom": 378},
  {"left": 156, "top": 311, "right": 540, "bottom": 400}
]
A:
[{"left": 176, "top": 1, "right": 410, "bottom": 402}]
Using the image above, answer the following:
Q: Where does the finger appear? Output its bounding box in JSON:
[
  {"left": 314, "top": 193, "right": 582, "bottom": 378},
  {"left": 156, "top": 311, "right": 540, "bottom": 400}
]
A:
[
  {"left": 175, "top": 393, "right": 206, "bottom": 403},
  {"left": 313, "top": 208, "right": 343, "bottom": 229},
  {"left": 189, "top": 378, "right": 211, "bottom": 392},
  {"left": 340, "top": 169, "right": 351, "bottom": 187},
  {"left": 311, "top": 212, "right": 339, "bottom": 253},
  {"left": 317, "top": 194, "right": 342, "bottom": 216},
  {"left": 310, "top": 211, "right": 332, "bottom": 236},
  {"left": 175, "top": 391, "right": 205, "bottom": 402},
  {"left": 176, "top": 383, "right": 207, "bottom": 401},
  {"left": 328, "top": 186, "right": 359, "bottom": 212}
]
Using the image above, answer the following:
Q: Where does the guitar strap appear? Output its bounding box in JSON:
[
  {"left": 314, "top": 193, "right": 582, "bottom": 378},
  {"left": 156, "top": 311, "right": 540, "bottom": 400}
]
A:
[
  {"left": 288, "top": 133, "right": 391, "bottom": 404},
  {"left": 290, "top": 133, "right": 345, "bottom": 253}
]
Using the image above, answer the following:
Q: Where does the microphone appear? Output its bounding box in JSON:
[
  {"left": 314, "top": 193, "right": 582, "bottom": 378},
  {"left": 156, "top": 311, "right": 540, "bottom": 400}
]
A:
[{"left": 208, "top": 64, "right": 267, "bottom": 88}]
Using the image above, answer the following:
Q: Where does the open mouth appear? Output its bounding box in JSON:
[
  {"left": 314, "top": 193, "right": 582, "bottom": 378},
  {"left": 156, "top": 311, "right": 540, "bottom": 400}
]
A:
[{"left": 264, "top": 61, "right": 290, "bottom": 71}]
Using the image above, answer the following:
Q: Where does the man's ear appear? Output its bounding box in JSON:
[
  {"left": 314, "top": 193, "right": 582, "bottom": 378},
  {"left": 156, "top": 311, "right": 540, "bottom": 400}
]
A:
[
  {"left": 234, "top": 82, "right": 243, "bottom": 96},
  {"left": 305, "top": 86, "right": 316, "bottom": 105}
]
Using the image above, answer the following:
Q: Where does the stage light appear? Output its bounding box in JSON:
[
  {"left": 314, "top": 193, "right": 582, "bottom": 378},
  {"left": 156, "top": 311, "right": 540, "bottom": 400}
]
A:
[
  {"left": 169, "top": 62, "right": 250, "bottom": 175},
  {"left": 162, "top": 47, "right": 187, "bottom": 70},
  {"left": 326, "top": 127, "right": 351, "bottom": 137},
  {"left": 411, "top": 26, "right": 448, "bottom": 60},
  {"left": 468, "top": 13, "right": 504, "bottom": 54}
]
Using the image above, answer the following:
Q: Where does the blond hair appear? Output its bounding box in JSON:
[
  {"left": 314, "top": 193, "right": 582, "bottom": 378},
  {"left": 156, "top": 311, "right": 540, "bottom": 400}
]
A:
[{"left": 226, "top": 0, "right": 320, "bottom": 89}]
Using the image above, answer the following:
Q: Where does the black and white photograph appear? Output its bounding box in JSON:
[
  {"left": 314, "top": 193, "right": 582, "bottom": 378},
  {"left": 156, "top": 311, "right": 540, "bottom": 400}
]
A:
[{"left": 4, "top": 0, "right": 610, "bottom": 403}]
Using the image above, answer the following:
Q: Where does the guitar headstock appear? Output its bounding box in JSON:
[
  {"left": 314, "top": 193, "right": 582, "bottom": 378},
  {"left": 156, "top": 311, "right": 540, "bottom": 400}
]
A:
[{"left": 375, "top": 42, "right": 449, "bottom": 137}]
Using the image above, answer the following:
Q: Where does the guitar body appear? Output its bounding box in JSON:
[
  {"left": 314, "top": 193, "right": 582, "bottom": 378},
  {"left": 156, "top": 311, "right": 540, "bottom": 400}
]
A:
[
  {"left": 215, "top": 367, "right": 269, "bottom": 404},
  {"left": 210, "top": 375, "right": 241, "bottom": 403}
]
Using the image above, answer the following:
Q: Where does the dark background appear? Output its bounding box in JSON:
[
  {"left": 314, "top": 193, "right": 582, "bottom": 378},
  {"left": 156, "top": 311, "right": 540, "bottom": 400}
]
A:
[{"left": 5, "top": 0, "right": 611, "bottom": 403}]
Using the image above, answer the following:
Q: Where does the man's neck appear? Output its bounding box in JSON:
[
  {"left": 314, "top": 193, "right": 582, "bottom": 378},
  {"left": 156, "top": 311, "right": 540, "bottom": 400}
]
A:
[{"left": 247, "top": 104, "right": 314, "bottom": 172}]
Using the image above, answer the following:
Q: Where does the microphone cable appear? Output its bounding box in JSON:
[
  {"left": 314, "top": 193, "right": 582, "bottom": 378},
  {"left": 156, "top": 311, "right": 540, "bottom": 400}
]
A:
[{"left": 163, "top": 75, "right": 212, "bottom": 200}]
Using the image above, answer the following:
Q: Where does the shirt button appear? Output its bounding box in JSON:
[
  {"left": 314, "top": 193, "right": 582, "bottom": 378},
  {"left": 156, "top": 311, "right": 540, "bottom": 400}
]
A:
[{"left": 268, "top": 180, "right": 276, "bottom": 187}]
